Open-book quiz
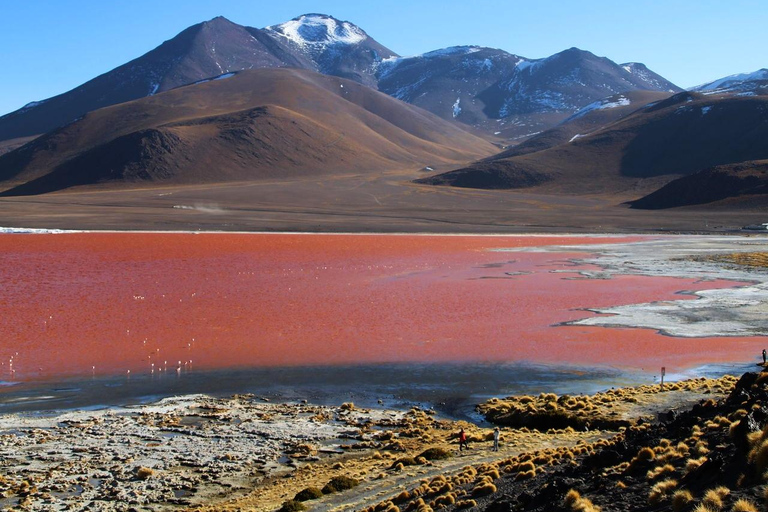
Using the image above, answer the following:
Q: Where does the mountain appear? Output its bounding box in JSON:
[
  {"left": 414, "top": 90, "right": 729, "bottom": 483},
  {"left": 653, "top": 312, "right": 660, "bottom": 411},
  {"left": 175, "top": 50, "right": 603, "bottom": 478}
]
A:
[
  {"left": 692, "top": 68, "right": 768, "bottom": 93},
  {"left": 486, "top": 90, "right": 673, "bottom": 158},
  {"left": 0, "top": 15, "right": 396, "bottom": 142},
  {"left": 0, "top": 14, "right": 683, "bottom": 146},
  {"left": 416, "top": 90, "right": 768, "bottom": 196},
  {"left": 377, "top": 46, "right": 525, "bottom": 128},
  {"left": 0, "top": 68, "right": 495, "bottom": 196},
  {"left": 379, "top": 46, "right": 682, "bottom": 141},
  {"left": 620, "top": 62, "right": 680, "bottom": 92},
  {"left": 265, "top": 13, "right": 397, "bottom": 87}
]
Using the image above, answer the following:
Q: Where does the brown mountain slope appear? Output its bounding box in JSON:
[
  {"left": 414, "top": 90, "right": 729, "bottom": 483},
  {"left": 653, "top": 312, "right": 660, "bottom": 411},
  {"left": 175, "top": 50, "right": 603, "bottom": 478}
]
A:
[
  {"left": 0, "top": 68, "right": 495, "bottom": 196},
  {"left": 489, "top": 90, "right": 673, "bottom": 159},
  {"left": 417, "top": 91, "right": 768, "bottom": 196},
  {"left": 0, "top": 17, "right": 313, "bottom": 142},
  {"left": 629, "top": 160, "right": 768, "bottom": 209}
]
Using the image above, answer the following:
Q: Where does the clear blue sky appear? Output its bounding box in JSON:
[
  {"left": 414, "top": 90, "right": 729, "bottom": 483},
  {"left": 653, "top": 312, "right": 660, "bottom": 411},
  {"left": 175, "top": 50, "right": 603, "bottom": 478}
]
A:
[{"left": 1, "top": 0, "right": 766, "bottom": 116}]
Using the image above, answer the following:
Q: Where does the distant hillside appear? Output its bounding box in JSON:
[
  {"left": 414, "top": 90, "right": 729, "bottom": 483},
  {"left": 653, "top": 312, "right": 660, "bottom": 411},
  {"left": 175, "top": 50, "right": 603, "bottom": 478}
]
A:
[
  {"left": 0, "top": 69, "right": 495, "bottom": 196},
  {"left": 416, "top": 90, "right": 768, "bottom": 197},
  {"left": 378, "top": 46, "right": 681, "bottom": 140},
  {"left": 691, "top": 68, "right": 768, "bottom": 93},
  {"left": 629, "top": 160, "right": 768, "bottom": 209},
  {"left": 485, "top": 90, "right": 673, "bottom": 159}
]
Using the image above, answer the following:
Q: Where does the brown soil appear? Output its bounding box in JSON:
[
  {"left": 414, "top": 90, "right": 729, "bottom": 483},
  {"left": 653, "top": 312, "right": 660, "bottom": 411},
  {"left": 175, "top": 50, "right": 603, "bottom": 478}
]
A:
[{"left": 0, "top": 170, "right": 767, "bottom": 233}]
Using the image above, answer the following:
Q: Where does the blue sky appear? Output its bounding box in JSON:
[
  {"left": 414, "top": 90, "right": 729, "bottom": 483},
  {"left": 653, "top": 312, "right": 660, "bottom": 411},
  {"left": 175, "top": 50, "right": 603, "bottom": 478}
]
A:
[{"left": 1, "top": 0, "right": 766, "bottom": 116}]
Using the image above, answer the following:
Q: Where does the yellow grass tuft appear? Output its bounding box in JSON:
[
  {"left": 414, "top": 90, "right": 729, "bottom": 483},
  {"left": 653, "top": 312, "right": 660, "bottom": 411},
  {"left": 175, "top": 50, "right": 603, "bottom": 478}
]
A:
[
  {"left": 471, "top": 482, "right": 497, "bottom": 497},
  {"left": 647, "top": 464, "right": 676, "bottom": 481},
  {"left": 730, "top": 498, "right": 758, "bottom": 512},
  {"left": 649, "top": 479, "right": 678, "bottom": 505},
  {"left": 564, "top": 488, "right": 601, "bottom": 512},
  {"left": 672, "top": 489, "right": 694, "bottom": 512},
  {"left": 702, "top": 486, "right": 730, "bottom": 510}
]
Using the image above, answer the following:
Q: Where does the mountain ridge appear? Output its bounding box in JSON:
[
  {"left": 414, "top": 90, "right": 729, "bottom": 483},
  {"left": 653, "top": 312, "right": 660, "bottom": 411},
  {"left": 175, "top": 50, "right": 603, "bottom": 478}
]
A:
[
  {"left": 0, "top": 14, "right": 680, "bottom": 143},
  {"left": 0, "top": 68, "right": 495, "bottom": 196}
]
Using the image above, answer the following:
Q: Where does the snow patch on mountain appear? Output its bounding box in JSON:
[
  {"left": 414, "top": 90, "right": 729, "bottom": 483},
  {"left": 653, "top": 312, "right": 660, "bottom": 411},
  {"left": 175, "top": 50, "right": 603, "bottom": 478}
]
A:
[
  {"left": 452, "top": 97, "right": 462, "bottom": 118},
  {"left": 568, "top": 95, "right": 631, "bottom": 119},
  {"left": 693, "top": 68, "right": 768, "bottom": 92},
  {"left": 19, "top": 99, "right": 48, "bottom": 111},
  {"left": 266, "top": 14, "right": 367, "bottom": 48},
  {"left": 421, "top": 46, "right": 482, "bottom": 59}
]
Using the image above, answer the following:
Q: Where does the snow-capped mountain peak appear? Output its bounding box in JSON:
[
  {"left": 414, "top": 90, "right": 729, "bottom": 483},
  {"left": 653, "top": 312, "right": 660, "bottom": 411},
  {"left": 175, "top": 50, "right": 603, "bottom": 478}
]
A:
[{"left": 265, "top": 13, "right": 367, "bottom": 47}]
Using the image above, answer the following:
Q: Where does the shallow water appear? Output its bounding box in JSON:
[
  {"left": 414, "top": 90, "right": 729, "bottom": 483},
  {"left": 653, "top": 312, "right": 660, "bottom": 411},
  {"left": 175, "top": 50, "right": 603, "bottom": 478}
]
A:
[
  {"left": 0, "top": 233, "right": 762, "bottom": 410},
  {"left": 0, "top": 361, "right": 753, "bottom": 420}
]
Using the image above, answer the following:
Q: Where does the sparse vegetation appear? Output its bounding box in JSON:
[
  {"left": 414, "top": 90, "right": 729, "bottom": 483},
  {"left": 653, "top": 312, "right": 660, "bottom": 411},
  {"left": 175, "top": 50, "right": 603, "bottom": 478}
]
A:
[
  {"left": 135, "top": 467, "right": 154, "bottom": 480},
  {"left": 294, "top": 487, "right": 323, "bottom": 502},
  {"left": 418, "top": 447, "right": 452, "bottom": 461},
  {"left": 278, "top": 500, "right": 306, "bottom": 512},
  {"left": 322, "top": 475, "right": 360, "bottom": 494}
]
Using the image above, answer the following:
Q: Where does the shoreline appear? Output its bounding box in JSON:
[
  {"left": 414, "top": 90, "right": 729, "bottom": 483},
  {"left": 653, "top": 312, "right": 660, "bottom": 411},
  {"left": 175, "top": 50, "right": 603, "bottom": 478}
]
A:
[
  {"left": 0, "top": 361, "right": 755, "bottom": 418},
  {"left": 0, "top": 372, "right": 742, "bottom": 511}
]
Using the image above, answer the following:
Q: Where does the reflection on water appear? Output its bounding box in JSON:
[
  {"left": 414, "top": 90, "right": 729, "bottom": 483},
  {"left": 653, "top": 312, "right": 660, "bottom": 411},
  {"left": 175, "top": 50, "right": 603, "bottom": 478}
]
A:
[{"left": 0, "top": 361, "right": 754, "bottom": 420}]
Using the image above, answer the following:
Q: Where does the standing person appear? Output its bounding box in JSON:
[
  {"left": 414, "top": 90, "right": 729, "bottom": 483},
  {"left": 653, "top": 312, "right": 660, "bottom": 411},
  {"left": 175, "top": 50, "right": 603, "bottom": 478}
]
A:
[
  {"left": 763, "top": 349, "right": 766, "bottom": 365},
  {"left": 492, "top": 427, "right": 500, "bottom": 451},
  {"left": 458, "top": 428, "right": 468, "bottom": 451}
]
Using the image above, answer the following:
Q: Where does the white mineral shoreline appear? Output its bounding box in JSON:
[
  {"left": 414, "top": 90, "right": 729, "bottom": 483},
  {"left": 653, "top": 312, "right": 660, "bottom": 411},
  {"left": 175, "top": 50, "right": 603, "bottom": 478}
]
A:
[{"left": 0, "top": 394, "right": 407, "bottom": 511}]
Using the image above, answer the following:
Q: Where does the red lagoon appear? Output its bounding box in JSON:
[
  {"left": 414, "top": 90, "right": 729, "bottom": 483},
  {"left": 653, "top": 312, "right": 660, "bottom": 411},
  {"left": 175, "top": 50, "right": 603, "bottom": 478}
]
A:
[{"left": 0, "top": 233, "right": 758, "bottom": 382}]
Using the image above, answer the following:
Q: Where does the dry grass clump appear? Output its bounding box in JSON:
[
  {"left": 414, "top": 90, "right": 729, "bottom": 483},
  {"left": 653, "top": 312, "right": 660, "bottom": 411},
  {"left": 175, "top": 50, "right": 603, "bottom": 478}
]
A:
[
  {"left": 705, "top": 252, "right": 768, "bottom": 269},
  {"left": 321, "top": 475, "right": 359, "bottom": 494},
  {"left": 390, "top": 457, "right": 420, "bottom": 469},
  {"left": 685, "top": 456, "right": 709, "bottom": 474},
  {"left": 730, "top": 499, "right": 758, "bottom": 512},
  {"left": 747, "top": 423, "right": 768, "bottom": 472},
  {"left": 418, "top": 447, "right": 451, "bottom": 461},
  {"left": 647, "top": 464, "right": 676, "bottom": 480},
  {"left": 672, "top": 489, "right": 694, "bottom": 511},
  {"left": 278, "top": 500, "right": 306, "bottom": 512},
  {"left": 627, "top": 446, "right": 656, "bottom": 471},
  {"left": 564, "top": 489, "right": 601, "bottom": 512},
  {"left": 135, "top": 467, "right": 154, "bottom": 480},
  {"left": 294, "top": 487, "right": 323, "bottom": 502},
  {"left": 455, "top": 499, "right": 477, "bottom": 509},
  {"left": 701, "top": 487, "right": 730, "bottom": 510},
  {"left": 649, "top": 479, "right": 678, "bottom": 505}
]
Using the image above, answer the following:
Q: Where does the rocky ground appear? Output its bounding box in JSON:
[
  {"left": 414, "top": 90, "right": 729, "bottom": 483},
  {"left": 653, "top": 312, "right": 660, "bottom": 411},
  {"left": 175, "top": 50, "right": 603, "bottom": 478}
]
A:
[{"left": 0, "top": 375, "right": 738, "bottom": 511}]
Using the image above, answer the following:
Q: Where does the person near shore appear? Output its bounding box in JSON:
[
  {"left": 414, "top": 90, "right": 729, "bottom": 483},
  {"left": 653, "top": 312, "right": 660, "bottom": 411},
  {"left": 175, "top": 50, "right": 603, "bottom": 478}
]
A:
[
  {"left": 458, "top": 428, "right": 468, "bottom": 451},
  {"left": 763, "top": 349, "right": 766, "bottom": 365},
  {"left": 492, "top": 427, "right": 500, "bottom": 451}
]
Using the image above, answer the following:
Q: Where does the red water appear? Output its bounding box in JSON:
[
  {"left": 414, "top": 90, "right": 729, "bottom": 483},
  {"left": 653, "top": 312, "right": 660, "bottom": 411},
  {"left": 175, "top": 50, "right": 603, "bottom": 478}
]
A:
[{"left": 0, "top": 233, "right": 759, "bottom": 382}]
